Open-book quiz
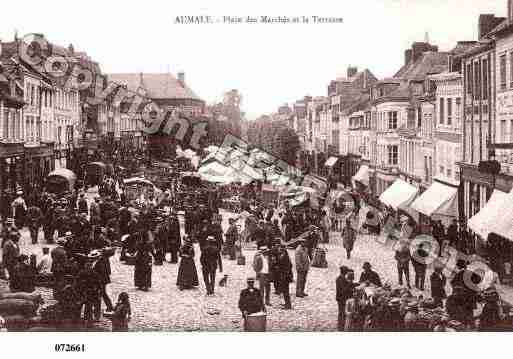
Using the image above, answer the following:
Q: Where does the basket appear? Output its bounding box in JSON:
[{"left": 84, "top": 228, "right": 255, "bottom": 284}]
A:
[{"left": 244, "top": 312, "right": 266, "bottom": 331}]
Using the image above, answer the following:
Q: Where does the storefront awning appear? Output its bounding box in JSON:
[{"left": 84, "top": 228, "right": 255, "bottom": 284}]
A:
[
  {"left": 352, "top": 165, "right": 370, "bottom": 186},
  {"left": 325, "top": 156, "right": 338, "bottom": 167},
  {"left": 379, "top": 179, "right": 418, "bottom": 210},
  {"left": 410, "top": 181, "right": 458, "bottom": 217},
  {"left": 484, "top": 189, "right": 513, "bottom": 240},
  {"left": 467, "top": 189, "right": 508, "bottom": 239}
]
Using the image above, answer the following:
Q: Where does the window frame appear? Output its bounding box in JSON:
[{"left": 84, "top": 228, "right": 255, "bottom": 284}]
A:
[{"left": 500, "top": 53, "right": 507, "bottom": 91}]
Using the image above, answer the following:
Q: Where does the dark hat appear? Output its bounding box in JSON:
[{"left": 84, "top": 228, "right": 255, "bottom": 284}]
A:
[
  {"left": 339, "top": 265, "right": 350, "bottom": 274},
  {"left": 247, "top": 277, "right": 256, "bottom": 282},
  {"left": 456, "top": 259, "right": 467, "bottom": 269}
]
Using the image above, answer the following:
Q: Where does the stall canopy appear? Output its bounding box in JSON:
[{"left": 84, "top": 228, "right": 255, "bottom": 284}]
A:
[
  {"left": 379, "top": 179, "right": 418, "bottom": 210},
  {"left": 47, "top": 168, "right": 77, "bottom": 193},
  {"left": 325, "top": 157, "right": 339, "bottom": 167},
  {"left": 467, "top": 189, "right": 509, "bottom": 239},
  {"left": 477, "top": 189, "right": 513, "bottom": 240},
  {"left": 352, "top": 165, "right": 370, "bottom": 186},
  {"left": 410, "top": 181, "right": 458, "bottom": 218}
]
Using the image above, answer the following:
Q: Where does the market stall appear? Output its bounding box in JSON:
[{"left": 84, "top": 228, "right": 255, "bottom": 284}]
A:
[
  {"left": 410, "top": 180, "right": 458, "bottom": 226},
  {"left": 46, "top": 169, "right": 77, "bottom": 195},
  {"left": 123, "top": 177, "right": 161, "bottom": 203}
]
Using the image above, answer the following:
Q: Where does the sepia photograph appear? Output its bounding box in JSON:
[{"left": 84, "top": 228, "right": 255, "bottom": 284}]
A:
[{"left": 1, "top": 1, "right": 513, "bottom": 350}]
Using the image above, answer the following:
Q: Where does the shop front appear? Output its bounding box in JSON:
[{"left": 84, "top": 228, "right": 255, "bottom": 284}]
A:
[
  {"left": 374, "top": 167, "right": 399, "bottom": 197},
  {"left": 0, "top": 142, "right": 25, "bottom": 219},
  {"left": 345, "top": 153, "right": 361, "bottom": 186},
  {"left": 459, "top": 163, "right": 513, "bottom": 225},
  {"left": 24, "top": 142, "right": 55, "bottom": 192}
]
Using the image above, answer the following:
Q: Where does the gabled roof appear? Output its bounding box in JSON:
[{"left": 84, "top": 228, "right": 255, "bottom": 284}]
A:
[
  {"left": 394, "top": 52, "right": 449, "bottom": 80},
  {"left": 483, "top": 18, "right": 508, "bottom": 38},
  {"left": 453, "top": 40, "right": 494, "bottom": 59},
  {"left": 107, "top": 73, "right": 202, "bottom": 101}
]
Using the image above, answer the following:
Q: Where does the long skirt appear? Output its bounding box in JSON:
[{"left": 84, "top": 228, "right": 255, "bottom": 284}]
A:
[
  {"left": 134, "top": 264, "right": 152, "bottom": 289},
  {"left": 176, "top": 258, "right": 199, "bottom": 289}
]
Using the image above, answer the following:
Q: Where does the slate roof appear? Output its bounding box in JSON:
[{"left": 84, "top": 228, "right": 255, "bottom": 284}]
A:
[
  {"left": 449, "top": 41, "right": 478, "bottom": 55},
  {"left": 107, "top": 73, "right": 202, "bottom": 101},
  {"left": 394, "top": 52, "right": 449, "bottom": 80}
]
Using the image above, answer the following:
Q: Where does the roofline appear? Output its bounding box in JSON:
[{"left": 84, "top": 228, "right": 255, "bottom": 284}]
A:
[{"left": 453, "top": 41, "right": 494, "bottom": 59}]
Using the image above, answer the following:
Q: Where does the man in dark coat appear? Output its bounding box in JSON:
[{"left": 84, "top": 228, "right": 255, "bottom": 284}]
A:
[
  {"left": 295, "top": 240, "right": 310, "bottom": 298},
  {"left": 238, "top": 278, "right": 264, "bottom": 316},
  {"left": 446, "top": 219, "right": 459, "bottom": 249},
  {"left": 336, "top": 266, "right": 355, "bottom": 331},
  {"left": 167, "top": 212, "right": 181, "bottom": 263},
  {"left": 224, "top": 218, "right": 238, "bottom": 260},
  {"left": 431, "top": 220, "right": 445, "bottom": 256},
  {"left": 200, "top": 236, "right": 222, "bottom": 295},
  {"left": 76, "top": 254, "right": 102, "bottom": 321},
  {"left": 2, "top": 230, "right": 20, "bottom": 279},
  {"left": 77, "top": 193, "right": 89, "bottom": 215},
  {"left": 359, "top": 262, "right": 382, "bottom": 287},
  {"left": 43, "top": 200, "right": 56, "bottom": 243},
  {"left": 51, "top": 239, "right": 69, "bottom": 284},
  {"left": 430, "top": 266, "right": 447, "bottom": 308},
  {"left": 276, "top": 245, "right": 293, "bottom": 309},
  {"left": 238, "top": 277, "right": 265, "bottom": 330},
  {"left": 118, "top": 206, "right": 131, "bottom": 236},
  {"left": 10, "top": 255, "right": 36, "bottom": 293},
  {"left": 93, "top": 250, "right": 114, "bottom": 313},
  {"left": 26, "top": 205, "right": 43, "bottom": 244},
  {"left": 154, "top": 222, "right": 167, "bottom": 265}
]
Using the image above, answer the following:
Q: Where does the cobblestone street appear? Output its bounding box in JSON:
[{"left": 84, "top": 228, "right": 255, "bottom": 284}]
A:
[{"left": 2, "top": 203, "right": 429, "bottom": 331}]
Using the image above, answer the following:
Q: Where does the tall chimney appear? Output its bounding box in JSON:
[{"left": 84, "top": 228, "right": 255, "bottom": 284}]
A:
[{"left": 178, "top": 71, "right": 185, "bottom": 84}]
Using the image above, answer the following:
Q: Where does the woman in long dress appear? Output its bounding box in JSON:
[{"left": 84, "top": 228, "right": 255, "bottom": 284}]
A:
[{"left": 176, "top": 239, "right": 199, "bottom": 290}]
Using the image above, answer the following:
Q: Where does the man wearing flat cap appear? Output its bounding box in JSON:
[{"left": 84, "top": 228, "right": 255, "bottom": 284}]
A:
[{"left": 239, "top": 277, "right": 265, "bottom": 329}]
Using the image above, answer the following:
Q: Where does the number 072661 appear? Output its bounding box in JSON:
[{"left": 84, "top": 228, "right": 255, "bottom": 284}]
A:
[{"left": 54, "top": 344, "right": 86, "bottom": 352}]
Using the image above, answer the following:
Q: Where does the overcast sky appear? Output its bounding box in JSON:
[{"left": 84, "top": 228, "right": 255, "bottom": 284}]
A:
[{"left": 0, "top": 0, "right": 508, "bottom": 119}]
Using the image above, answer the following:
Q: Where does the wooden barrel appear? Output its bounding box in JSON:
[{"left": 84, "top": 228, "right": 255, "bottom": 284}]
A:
[{"left": 245, "top": 312, "right": 266, "bottom": 332}]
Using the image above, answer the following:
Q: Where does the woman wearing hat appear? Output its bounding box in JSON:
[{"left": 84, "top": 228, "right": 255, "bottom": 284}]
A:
[{"left": 176, "top": 237, "right": 199, "bottom": 290}]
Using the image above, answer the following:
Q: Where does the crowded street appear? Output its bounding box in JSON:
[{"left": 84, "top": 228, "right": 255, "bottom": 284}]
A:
[
  {"left": 4, "top": 1, "right": 513, "bottom": 336},
  {"left": 2, "top": 188, "right": 413, "bottom": 331}
]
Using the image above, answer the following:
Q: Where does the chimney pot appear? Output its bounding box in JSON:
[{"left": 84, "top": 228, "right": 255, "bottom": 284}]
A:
[
  {"left": 178, "top": 71, "right": 185, "bottom": 84},
  {"left": 347, "top": 66, "right": 358, "bottom": 78}
]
